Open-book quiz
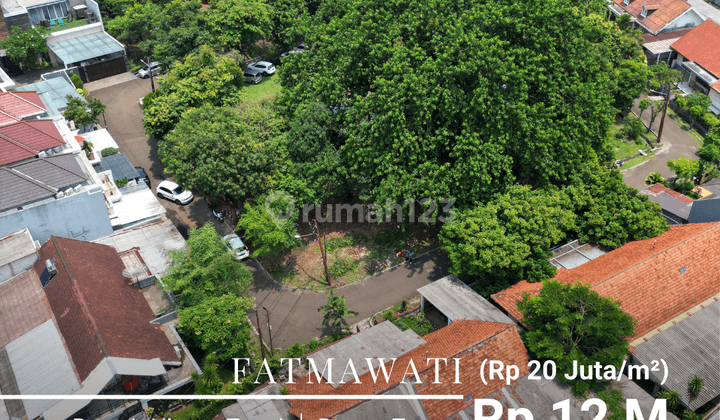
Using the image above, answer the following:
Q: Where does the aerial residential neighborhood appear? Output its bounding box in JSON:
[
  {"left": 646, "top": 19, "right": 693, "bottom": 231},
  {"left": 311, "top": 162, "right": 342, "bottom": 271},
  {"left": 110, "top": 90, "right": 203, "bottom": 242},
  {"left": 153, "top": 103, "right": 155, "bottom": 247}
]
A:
[{"left": 0, "top": 0, "right": 717, "bottom": 418}]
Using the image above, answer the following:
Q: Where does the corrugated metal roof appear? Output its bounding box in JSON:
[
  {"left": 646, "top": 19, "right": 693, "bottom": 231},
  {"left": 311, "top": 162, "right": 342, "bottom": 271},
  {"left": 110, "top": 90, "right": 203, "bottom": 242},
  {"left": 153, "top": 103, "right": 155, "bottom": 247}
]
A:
[
  {"left": 93, "top": 218, "right": 185, "bottom": 278},
  {"left": 310, "top": 321, "right": 426, "bottom": 388},
  {"left": 6, "top": 320, "right": 81, "bottom": 419},
  {"left": 633, "top": 301, "right": 720, "bottom": 410},
  {"left": 12, "top": 76, "right": 82, "bottom": 116},
  {"left": 418, "top": 275, "right": 513, "bottom": 324},
  {"left": 48, "top": 32, "right": 125, "bottom": 65},
  {"left": 94, "top": 152, "right": 139, "bottom": 181}
]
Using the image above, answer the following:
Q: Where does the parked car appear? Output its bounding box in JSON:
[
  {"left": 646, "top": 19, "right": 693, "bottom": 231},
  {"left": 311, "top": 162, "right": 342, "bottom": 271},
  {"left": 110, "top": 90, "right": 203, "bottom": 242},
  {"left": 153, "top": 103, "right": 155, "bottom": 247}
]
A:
[
  {"left": 223, "top": 233, "right": 250, "bottom": 260},
  {"left": 138, "top": 62, "right": 162, "bottom": 79},
  {"left": 156, "top": 180, "right": 193, "bottom": 205},
  {"left": 134, "top": 167, "right": 150, "bottom": 187},
  {"left": 243, "top": 68, "right": 263, "bottom": 84},
  {"left": 280, "top": 47, "right": 307, "bottom": 58},
  {"left": 246, "top": 61, "right": 276, "bottom": 76}
]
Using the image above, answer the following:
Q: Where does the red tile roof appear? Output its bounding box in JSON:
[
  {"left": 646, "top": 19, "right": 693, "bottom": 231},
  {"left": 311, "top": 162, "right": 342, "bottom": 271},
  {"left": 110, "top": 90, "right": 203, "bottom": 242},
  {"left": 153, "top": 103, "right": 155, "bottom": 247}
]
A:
[
  {"left": 35, "top": 237, "right": 179, "bottom": 381},
  {"left": 492, "top": 223, "right": 720, "bottom": 342},
  {"left": 639, "top": 27, "right": 692, "bottom": 44},
  {"left": 287, "top": 321, "right": 528, "bottom": 420},
  {"left": 0, "top": 91, "right": 46, "bottom": 126},
  {"left": 644, "top": 183, "right": 694, "bottom": 203},
  {"left": 671, "top": 19, "right": 720, "bottom": 78},
  {"left": 613, "top": 0, "right": 691, "bottom": 34},
  {"left": 0, "top": 120, "right": 66, "bottom": 166}
]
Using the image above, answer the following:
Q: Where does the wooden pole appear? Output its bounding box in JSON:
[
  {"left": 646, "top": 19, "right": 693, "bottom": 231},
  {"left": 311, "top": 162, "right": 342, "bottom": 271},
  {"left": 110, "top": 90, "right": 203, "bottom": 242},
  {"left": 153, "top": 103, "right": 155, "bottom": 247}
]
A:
[
  {"left": 656, "top": 84, "right": 671, "bottom": 143},
  {"left": 263, "top": 307, "right": 274, "bottom": 356},
  {"left": 255, "top": 309, "right": 265, "bottom": 360}
]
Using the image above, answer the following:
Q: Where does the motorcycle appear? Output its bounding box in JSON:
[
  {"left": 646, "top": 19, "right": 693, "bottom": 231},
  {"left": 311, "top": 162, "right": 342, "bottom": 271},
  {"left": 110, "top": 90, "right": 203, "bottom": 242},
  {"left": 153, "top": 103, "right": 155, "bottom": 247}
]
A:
[{"left": 208, "top": 202, "right": 224, "bottom": 223}]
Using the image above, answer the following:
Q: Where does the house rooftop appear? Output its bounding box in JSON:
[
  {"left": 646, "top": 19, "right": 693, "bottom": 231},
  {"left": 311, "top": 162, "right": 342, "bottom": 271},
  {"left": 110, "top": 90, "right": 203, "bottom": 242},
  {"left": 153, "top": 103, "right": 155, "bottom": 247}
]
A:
[
  {"left": 35, "top": 236, "right": 179, "bottom": 381},
  {"left": 639, "top": 183, "right": 694, "bottom": 223},
  {"left": 0, "top": 228, "right": 37, "bottom": 269},
  {"left": 0, "top": 119, "right": 66, "bottom": 166},
  {"left": 492, "top": 223, "right": 720, "bottom": 343},
  {"left": 418, "top": 275, "right": 513, "bottom": 324},
  {"left": 0, "top": 91, "right": 46, "bottom": 126},
  {"left": 613, "top": 0, "right": 692, "bottom": 34},
  {"left": 12, "top": 75, "right": 83, "bottom": 116},
  {"left": 633, "top": 300, "right": 720, "bottom": 410},
  {"left": 288, "top": 321, "right": 525, "bottom": 420},
  {"left": 687, "top": 196, "right": 720, "bottom": 223},
  {"left": 671, "top": 19, "right": 720, "bottom": 81},
  {"left": 47, "top": 31, "right": 125, "bottom": 65},
  {"left": 0, "top": 269, "right": 54, "bottom": 348},
  {"left": 94, "top": 152, "right": 139, "bottom": 182},
  {"left": 0, "top": 154, "right": 87, "bottom": 212}
]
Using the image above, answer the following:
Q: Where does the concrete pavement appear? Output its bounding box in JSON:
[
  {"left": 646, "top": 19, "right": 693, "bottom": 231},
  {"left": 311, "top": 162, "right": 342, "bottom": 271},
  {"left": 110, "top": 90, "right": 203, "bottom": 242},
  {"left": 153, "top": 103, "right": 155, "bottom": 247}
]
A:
[
  {"left": 622, "top": 95, "right": 700, "bottom": 190},
  {"left": 88, "top": 77, "right": 231, "bottom": 238},
  {"left": 249, "top": 249, "right": 449, "bottom": 350}
]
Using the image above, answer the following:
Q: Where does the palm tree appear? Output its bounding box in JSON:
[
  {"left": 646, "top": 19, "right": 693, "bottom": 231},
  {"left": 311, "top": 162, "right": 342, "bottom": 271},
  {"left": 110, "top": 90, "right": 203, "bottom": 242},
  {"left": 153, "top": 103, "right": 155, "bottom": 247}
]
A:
[{"left": 319, "top": 291, "right": 358, "bottom": 330}]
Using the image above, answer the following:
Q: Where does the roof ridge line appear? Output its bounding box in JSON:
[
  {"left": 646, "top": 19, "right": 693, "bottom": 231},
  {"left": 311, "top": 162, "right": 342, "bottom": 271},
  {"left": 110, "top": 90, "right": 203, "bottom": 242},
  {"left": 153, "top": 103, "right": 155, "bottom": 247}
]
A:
[
  {"left": 7, "top": 91, "right": 46, "bottom": 113},
  {"left": 0, "top": 108, "right": 20, "bottom": 124},
  {"left": 0, "top": 132, "right": 38, "bottom": 154},
  {"left": 492, "top": 224, "right": 720, "bottom": 298},
  {"left": 6, "top": 166, "right": 57, "bottom": 193}
]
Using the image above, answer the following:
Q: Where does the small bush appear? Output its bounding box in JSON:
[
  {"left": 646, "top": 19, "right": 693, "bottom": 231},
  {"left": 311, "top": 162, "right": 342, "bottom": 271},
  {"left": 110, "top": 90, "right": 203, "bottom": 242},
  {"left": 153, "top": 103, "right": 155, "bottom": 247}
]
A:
[
  {"left": 392, "top": 312, "right": 434, "bottom": 336},
  {"left": 101, "top": 147, "right": 118, "bottom": 157},
  {"left": 622, "top": 116, "right": 645, "bottom": 141},
  {"left": 142, "top": 91, "right": 157, "bottom": 110},
  {"left": 382, "top": 310, "right": 394, "bottom": 321},
  {"left": 703, "top": 113, "right": 719, "bottom": 128},
  {"left": 328, "top": 258, "right": 358, "bottom": 278},
  {"left": 284, "top": 343, "right": 304, "bottom": 359},
  {"left": 657, "top": 390, "right": 681, "bottom": 409},
  {"left": 689, "top": 376, "right": 704, "bottom": 398},
  {"left": 70, "top": 74, "right": 83, "bottom": 89},
  {"left": 115, "top": 177, "right": 129, "bottom": 187},
  {"left": 325, "top": 236, "right": 356, "bottom": 253}
]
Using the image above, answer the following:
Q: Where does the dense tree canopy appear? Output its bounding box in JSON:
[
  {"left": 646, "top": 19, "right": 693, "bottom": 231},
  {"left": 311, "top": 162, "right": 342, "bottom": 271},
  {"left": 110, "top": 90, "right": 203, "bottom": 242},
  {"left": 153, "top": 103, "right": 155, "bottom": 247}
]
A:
[
  {"left": 160, "top": 104, "right": 280, "bottom": 199},
  {"left": 143, "top": 46, "right": 243, "bottom": 139},
  {"left": 237, "top": 196, "right": 301, "bottom": 257},
  {"left": 518, "top": 280, "right": 636, "bottom": 394},
  {"left": 277, "top": 0, "right": 645, "bottom": 208},
  {"left": 164, "top": 223, "right": 253, "bottom": 307},
  {"left": 63, "top": 96, "right": 107, "bottom": 128},
  {"left": 0, "top": 26, "right": 49, "bottom": 70}
]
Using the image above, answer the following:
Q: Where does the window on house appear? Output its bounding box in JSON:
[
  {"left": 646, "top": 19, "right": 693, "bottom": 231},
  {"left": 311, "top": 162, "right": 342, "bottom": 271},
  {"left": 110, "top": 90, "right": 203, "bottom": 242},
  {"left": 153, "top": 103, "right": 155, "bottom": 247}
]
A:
[{"left": 27, "top": 1, "right": 70, "bottom": 25}]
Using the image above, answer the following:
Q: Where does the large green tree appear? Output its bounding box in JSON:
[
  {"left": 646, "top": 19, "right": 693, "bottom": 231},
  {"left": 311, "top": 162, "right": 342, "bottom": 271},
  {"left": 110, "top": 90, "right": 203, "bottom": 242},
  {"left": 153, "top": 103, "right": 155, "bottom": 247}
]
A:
[
  {"left": 1, "top": 26, "right": 49, "bottom": 70},
  {"left": 439, "top": 185, "right": 576, "bottom": 284},
  {"left": 613, "top": 59, "right": 651, "bottom": 115},
  {"left": 178, "top": 295, "right": 254, "bottom": 361},
  {"left": 518, "top": 280, "right": 636, "bottom": 395},
  {"left": 164, "top": 223, "right": 252, "bottom": 307},
  {"left": 277, "top": 0, "right": 644, "bottom": 208},
  {"left": 204, "top": 0, "right": 272, "bottom": 53},
  {"left": 143, "top": 46, "right": 244, "bottom": 139},
  {"left": 237, "top": 196, "right": 300, "bottom": 258},
  {"left": 159, "top": 104, "right": 280, "bottom": 200},
  {"left": 63, "top": 96, "right": 107, "bottom": 128}
]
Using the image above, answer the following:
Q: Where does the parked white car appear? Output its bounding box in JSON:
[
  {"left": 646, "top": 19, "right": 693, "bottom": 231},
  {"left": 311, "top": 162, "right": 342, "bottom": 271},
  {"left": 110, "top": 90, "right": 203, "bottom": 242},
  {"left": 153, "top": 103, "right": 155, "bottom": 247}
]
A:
[
  {"left": 246, "top": 61, "right": 276, "bottom": 76},
  {"left": 223, "top": 234, "right": 250, "bottom": 259},
  {"left": 155, "top": 180, "right": 193, "bottom": 205},
  {"left": 138, "top": 62, "right": 162, "bottom": 79}
]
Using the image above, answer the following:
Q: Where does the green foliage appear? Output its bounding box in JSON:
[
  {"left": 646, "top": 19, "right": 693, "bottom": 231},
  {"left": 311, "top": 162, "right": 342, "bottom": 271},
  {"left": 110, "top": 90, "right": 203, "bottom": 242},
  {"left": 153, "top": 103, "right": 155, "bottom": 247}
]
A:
[
  {"left": 190, "top": 355, "right": 223, "bottom": 395},
  {"left": 649, "top": 63, "right": 682, "bottom": 92},
  {"left": 159, "top": 104, "right": 280, "bottom": 199},
  {"left": 203, "top": 0, "right": 272, "bottom": 54},
  {"left": 277, "top": 0, "right": 639, "bottom": 208},
  {"left": 164, "top": 224, "right": 253, "bottom": 307},
  {"left": 638, "top": 98, "right": 650, "bottom": 113},
  {"left": 237, "top": 198, "right": 300, "bottom": 257},
  {"left": 675, "top": 96, "right": 688, "bottom": 109},
  {"left": 621, "top": 116, "right": 645, "bottom": 141},
  {"left": 324, "top": 235, "right": 365, "bottom": 253},
  {"left": 0, "top": 26, "right": 49, "bottom": 70},
  {"left": 382, "top": 310, "right": 394, "bottom": 321},
  {"left": 328, "top": 258, "right": 359, "bottom": 279},
  {"left": 101, "top": 147, "right": 118, "bottom": 157},
  {"left": 143, "top": 45, "right": 244, "bottom": 139},
  {"left": 70, "top": 74, "right": 83, "bottom": 89},
  {"left": 440, "top": 185, "right": 575, "bottom": 283},
  {"left": 63, "top": 96, "right": 106, "bottom": 127},
  {"left": 645, "top": 172, "right": 666, "bottom": 186},
  {"left": 681, "top": 410, "right": 702, "bottom": 420},
  {"left": 518, "top": 280, "right": 636, "bottom": 395},
  {"left": 700, "top": 129, "right": 720, "bottom": 165},
  {"left": 684, "top": 93, "right": 712, "bottom": 114},
  {"left": 319, "top": 292, "right": 358, "bottom": 329},
  {"left": 391, "top": 312, "right": 434, "bottom": 336},
  {"left": 657, "top": 390, "right": 681, "bottom": 410},
  {"left": 597, "top": 385, "right": 626, "bottom": 420},
  {"left": 689, "top": 376, "right": 704, "bottom": 398},
  {"left": 667, "top": 157, "right": 700, "bottom": 182},
  {"left": 115, "top": 177, "right": 129, "bottom": 187},
  {"left": 703, "top": 113, "right": 719, "bottom": 128},
  {"left": 178, "top": 294, "right": 254, "bottom": 361},
  {"left": 564, "top": 166, "right": 668, "bottom": 248},
  {"left": 613, "top": 60, "right": 651, "bottom": 114}
]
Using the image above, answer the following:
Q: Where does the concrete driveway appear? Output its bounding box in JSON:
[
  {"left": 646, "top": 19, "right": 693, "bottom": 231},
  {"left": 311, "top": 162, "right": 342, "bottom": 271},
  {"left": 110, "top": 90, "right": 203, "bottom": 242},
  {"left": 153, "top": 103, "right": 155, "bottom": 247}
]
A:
[
  {"left": 622, "top": 95, "right": 701, "bottom": 190},
  {"left": 88, "top": 78, "right": 232, "bottom": 238}
]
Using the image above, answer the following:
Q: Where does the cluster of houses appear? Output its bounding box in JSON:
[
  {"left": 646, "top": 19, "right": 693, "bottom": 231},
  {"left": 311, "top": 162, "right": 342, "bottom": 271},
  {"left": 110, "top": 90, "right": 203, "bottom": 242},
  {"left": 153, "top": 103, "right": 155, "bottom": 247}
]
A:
[{"left": 0, "top": 63, "right": 201, "bottom": 420}]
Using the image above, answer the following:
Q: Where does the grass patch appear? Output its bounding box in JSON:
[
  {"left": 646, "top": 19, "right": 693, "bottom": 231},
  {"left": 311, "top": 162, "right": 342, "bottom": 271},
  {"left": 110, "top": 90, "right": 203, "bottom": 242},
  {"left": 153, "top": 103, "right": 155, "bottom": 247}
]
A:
[
  {"left": 325, "top": 234, "right": 368, "bottom": 253},
  {"left": 392, "top": 312, "right": 435, "bottom": 336},
  {"left": 243, "top": 75, "right": 281, "bottom": 105},
  {"left": 623, "top": 149, "right": 655, "bottom": 169},
  {"left": 49, "top": 18, "right": 87, "bottom": 32},
  {"left": 609, "top": 135, "right": 644, "bottom": 161}
]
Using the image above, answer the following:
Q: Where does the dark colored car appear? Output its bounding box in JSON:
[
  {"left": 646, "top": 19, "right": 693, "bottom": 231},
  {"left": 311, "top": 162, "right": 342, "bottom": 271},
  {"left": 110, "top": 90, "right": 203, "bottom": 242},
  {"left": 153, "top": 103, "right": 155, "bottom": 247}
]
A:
[{"left": 135, "top": 167, "right": 150, "bottom": 187}]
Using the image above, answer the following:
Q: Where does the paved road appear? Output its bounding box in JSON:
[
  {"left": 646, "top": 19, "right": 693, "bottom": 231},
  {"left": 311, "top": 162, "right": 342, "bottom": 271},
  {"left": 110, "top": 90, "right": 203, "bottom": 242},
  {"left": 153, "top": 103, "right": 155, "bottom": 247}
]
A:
[
  {"left": 622, "top": 95, "right": 700, "bottom": 190},
  {"left": 249, "top": 249, "right": 449, "bottom": 350},
  {"left": 89, "top": 77, "right": 231, "bottom": 238}
]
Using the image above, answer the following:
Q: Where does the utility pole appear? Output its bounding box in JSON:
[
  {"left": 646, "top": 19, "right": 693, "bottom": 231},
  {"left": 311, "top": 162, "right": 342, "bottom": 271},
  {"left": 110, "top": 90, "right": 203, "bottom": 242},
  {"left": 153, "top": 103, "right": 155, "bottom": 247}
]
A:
[
  {"left": 315, "top": 219, "right": 332, "bottom": 287},
  {"left": 255, "top": 309, "right": 266, "bottom": 360},
  {"left": 657, "top": 83, "right": 671, "bottom": 143},
  {"left": 146, "top": 56, "right": 155, "bottom": 93},
  {"left": 263, "top": 307, "right": 274, "bottom": 356}
]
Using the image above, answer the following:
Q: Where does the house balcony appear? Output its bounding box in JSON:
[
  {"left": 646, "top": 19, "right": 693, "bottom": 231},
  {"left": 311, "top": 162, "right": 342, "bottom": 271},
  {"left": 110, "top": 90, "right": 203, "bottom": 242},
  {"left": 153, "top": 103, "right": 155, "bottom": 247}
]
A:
[{"left": 49, "top": 18, "right": 88, "bottom": 33}]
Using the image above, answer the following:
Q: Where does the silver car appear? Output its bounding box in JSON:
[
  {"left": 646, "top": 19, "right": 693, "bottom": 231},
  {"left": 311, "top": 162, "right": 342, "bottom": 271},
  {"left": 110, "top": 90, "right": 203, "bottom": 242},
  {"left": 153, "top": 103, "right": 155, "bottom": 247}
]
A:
[
  {"left": 243, "top": 68, "right": 263, "bottom": 84},
  {"left": 223, "top": 234, "right": 250, "bottom": 259},
  {"left": 139, "top": 62, "right": 162, "bottom": 79},
  {"left": 246, "top": 61, "right": 276, "bottom": 76}
]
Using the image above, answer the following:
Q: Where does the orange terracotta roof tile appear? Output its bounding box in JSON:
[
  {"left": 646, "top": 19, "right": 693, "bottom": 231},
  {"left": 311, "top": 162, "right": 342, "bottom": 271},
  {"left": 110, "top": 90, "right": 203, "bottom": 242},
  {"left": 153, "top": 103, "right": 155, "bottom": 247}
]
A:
[
  {"left": 613, "top": 0, "right": 691, "bottom": 34},
  {"left": 644, "top": 183, "right": 694, "bottom": 203},
  {"left": 287, "top": 321, "right": 527, "bottom": 420},
  {"left": 671, "top": 20, "right": 720, "bottom": 78},
  {"left": 492, "top": 223, "right": 720, "bottom": 342}
]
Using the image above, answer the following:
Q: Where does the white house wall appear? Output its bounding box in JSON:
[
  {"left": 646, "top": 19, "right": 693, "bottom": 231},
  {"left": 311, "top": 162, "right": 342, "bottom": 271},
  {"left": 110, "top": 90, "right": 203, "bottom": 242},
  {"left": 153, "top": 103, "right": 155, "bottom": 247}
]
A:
[{"left": 667, "top": 9, "right": 705, "bottom": 31}]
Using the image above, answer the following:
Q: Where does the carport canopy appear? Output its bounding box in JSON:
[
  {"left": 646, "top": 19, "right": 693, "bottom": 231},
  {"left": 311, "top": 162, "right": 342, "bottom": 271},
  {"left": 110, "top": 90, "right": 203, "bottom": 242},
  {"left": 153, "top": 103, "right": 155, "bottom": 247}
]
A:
[{"left": 48, "top": 32, "right": 125, "bottom": 65}]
